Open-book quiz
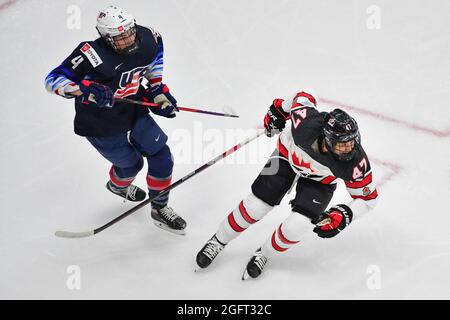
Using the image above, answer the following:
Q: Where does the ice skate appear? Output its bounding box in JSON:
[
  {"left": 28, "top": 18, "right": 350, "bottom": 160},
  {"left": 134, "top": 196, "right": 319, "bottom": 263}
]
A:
[
  {"left": 106, "top": 180, "right": 146, "bottom": 202},
  {"left": 151, "top": 205, "right": 186, "bottom": 235},
  {"left": 242, "top": 248, "right": 268, "bottom": 280},
  {"left": 195, "top": 235, "right": 225, "bottom": 271}
]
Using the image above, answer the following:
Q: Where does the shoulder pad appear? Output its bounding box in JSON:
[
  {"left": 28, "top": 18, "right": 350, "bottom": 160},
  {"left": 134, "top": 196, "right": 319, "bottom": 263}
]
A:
[
  {"left": 140, "top": 25, "right": 162, "bottom": 43},
  {"left": 291, "top": 91, "right": 317, "bottom": 111}
]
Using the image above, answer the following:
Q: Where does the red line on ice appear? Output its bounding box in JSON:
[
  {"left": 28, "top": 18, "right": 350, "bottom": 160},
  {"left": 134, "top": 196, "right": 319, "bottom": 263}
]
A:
[
  {"left": 319, "top": 98, "right": 450, "bottom": 138},
  {"left": 370, "top": 157, "right": 402, "bottom": 187},
  {"left": 0, "top": 0, "right": 17, "bottom": 11}
]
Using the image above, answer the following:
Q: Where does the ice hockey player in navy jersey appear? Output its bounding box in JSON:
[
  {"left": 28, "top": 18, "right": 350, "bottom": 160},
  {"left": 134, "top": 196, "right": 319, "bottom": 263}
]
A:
[
  {"left": 196, "top": 90, "right": 379, "bottom": 279},
  {"left": 45, "top": 5, "right": 186, "bottom": 235}
]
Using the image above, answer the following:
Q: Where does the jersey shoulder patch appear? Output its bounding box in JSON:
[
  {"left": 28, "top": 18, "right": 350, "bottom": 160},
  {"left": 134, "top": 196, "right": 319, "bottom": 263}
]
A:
[{"left": 79, "top": 42, "right": 103, "bottom": 68}]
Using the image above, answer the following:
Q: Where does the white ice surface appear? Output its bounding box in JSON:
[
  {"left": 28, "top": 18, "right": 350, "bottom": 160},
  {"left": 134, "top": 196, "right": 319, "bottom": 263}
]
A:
[{"left": 0, "top": 0, "right": 449, "bottom": 299}]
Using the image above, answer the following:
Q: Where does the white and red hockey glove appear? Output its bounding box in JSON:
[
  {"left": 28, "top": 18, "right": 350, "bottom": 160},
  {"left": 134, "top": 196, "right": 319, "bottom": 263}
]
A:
[
  {"left": 313, "top": 205, "right": 353, "bottom": 238},
  {"left": 263, "top": 99, "right": 290, "bottom": 137}
]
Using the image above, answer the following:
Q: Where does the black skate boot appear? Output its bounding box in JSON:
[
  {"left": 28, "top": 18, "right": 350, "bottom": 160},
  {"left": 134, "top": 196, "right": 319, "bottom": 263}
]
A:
[
  {"left": 106, "top": 181, "right": 146, "bottom": 202},
  {"left": 151, "top": 205, "right": 187, "bottom": 235},
  {"left": 242, "top": 248, "right": 269, "bottom": 280},
  {"left": 195, "top": 235, "right": 226, "bottom": 270}
]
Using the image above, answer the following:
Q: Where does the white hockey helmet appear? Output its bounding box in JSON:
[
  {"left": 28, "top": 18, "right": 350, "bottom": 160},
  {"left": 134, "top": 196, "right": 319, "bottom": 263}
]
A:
[{"left": 96, "top": 5, "right": 139, "bottom": 54}]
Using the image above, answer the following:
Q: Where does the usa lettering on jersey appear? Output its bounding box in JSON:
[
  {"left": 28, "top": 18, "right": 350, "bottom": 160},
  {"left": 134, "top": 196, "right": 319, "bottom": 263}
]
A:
[{"left": 114, "top": 64, "right": 151, "bottom": 98}]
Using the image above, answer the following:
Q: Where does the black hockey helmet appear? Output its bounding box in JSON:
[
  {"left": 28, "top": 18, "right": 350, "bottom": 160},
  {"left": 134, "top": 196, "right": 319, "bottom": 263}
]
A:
[{"left": 323, "top": 108, "right": 361, "bottom": 161}]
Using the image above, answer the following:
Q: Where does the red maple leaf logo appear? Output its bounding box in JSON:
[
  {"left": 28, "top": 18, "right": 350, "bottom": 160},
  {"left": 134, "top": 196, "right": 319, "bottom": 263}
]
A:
[{"left": 291, "top": 152, "right": 315, "bottom": 173}]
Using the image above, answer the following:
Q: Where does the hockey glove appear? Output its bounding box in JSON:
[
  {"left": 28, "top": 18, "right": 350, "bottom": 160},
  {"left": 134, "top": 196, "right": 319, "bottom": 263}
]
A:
[
  {"left": 79, "top": 80, "right": 114, "bottom": 108},
  {"left": 143, "top": 83, "right": 178, "bottom": 118},
  {"left": 313, "top": 204, "right": 353, "bottom": 238},
  {"left": 264, "top": 99, "right": 290, "bottom": 137}
]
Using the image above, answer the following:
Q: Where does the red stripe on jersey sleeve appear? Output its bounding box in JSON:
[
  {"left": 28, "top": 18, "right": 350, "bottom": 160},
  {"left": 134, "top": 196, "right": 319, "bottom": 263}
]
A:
[
  {"left": 351, "top": 189, "right": 378, "bottom": 201},
  {"left": 277, "top": 137, "right": 289, "bottom": 158},
  {"left": 292, "top": 91, "right": 317, "bottom": 109},
  {"left": 345, "top": 173, "right": 373, "bottom": 189},
  {"left": 297, "top": 91, "right": 317, "bottom": 106},
  {"left": 149, "top": 77, "right": 162, "bottom": 84},
  {"left": 321, "top": 176, "right": 337, "bottom": 185}
]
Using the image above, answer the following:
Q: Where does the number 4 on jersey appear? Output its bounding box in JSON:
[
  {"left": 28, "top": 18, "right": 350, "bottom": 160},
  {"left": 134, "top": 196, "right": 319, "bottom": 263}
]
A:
[{"left": 71, "top": 55, "right": 84, "bottom": 70}]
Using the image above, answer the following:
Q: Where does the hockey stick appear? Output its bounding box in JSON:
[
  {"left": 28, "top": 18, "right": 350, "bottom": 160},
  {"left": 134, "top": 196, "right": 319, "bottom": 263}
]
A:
[
  {"left": 55, "top": 129, "right": 265, "bottom": 238},
  {"left": 116, "top": 97, "right": 239, "bottom": 118}
]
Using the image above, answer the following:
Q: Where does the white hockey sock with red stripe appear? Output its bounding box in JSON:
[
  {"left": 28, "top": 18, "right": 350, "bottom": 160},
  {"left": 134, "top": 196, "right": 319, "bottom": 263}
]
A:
[
  {"left": 215, "top": 193, "right": 272, "bottom": 244},
  {"left": 261, "top": 212, "right": 310, "bottom": 258}
]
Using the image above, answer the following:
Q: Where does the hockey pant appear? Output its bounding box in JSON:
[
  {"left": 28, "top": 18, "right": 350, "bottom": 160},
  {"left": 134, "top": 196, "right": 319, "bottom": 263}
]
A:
[
  {"left": 215, "top": 152, "right": 336, "bottom": 257},
  {"left": 86, "top": 114, "right": 173, "bottom": 208}
]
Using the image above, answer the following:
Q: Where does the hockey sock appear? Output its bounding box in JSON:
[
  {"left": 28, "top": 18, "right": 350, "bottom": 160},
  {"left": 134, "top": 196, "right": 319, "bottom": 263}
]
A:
[
  {"left": 108, "top": 158, "right": 143, "bottom": 188},
  {"left": 146, "top": 145, "right": 174, "bottom": 208},
  {"left": 215, "top": 192, "right": 272, "bottom": 244},
  {"left": 147, "top": 174, "right": 172, "bottom": 208},
  {"left": 261, "top": 212, "right": 310, "bottom": 258}
]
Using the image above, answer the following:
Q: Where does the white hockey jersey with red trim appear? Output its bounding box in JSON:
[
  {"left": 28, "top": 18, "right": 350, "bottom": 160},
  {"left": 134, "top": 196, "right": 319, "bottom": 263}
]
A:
[{"left": 275, "top": 91, "right": 378, "bottom": 217}]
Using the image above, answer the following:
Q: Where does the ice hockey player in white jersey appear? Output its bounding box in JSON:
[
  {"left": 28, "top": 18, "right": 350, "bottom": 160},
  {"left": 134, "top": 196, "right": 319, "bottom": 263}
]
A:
[{"left": 195, "top": 90, "right": 379, "bottom": 279}]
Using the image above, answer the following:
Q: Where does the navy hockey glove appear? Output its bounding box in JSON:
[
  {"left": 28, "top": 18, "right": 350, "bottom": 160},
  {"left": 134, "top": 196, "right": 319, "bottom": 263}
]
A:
[
  {"left": 264, "top": 99, "right": 290, "bottom": 137},
  {"left": 79, "top": 80, "right": 114, "bottom": 108},
  {"left": 143, "top": 83, "right": 178, "bottom": 118},
  {"left": 313, "top": 205, "right": 353, "bottom": 238}
]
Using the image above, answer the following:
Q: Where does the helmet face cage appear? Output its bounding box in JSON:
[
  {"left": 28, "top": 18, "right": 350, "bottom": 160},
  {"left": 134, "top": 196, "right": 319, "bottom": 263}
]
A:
[
  {"left": 323, "top": 109, "right": 361, "bottom": 161},
  {"left": 101, "top": 24, "right": 139, "bottom": 55},
  {"left": 96, "top": 6, "right": 140, "bottom": 55}
]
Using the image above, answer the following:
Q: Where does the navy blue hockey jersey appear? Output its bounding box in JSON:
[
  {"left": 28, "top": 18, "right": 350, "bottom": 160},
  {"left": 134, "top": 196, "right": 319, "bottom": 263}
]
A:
[{"left": 45, "top": 25, "right": 164, "bottom": 137}]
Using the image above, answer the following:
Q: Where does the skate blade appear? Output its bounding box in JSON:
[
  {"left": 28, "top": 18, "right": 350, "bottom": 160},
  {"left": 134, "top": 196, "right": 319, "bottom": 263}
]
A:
[
  {"left": 153, "top": 220, "right": 186, "bottom": 236},
  {"left": 194, "top": 265, "right": 203, "bottom": 273},
  {"left": 241, "top": 269, "right": 250, "bottom": 281}
]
